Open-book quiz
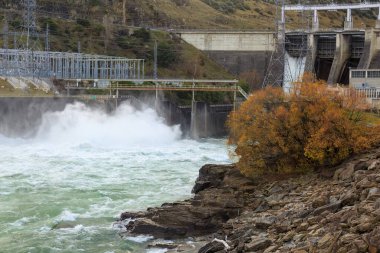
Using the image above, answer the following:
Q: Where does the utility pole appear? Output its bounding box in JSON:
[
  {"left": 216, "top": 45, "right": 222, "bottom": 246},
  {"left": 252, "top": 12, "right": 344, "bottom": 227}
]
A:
[
  {"left": 154, "top": 40, "right": 158, "bottom": 80},
  {"left": 45, "top": 24, "right": 49, "bottom": 51},
  {"left": 78, "top": 41, "right": 81, "bottom": 53}
]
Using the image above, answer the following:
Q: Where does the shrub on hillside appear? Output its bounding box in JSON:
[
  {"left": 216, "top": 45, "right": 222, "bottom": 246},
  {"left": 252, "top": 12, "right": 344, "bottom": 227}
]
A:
[
  {"left": 157, "top": 42, "right": 179, "bottom": 67},
  {"left": 228, "top": 76, "right": 380, "bottom": 177}
]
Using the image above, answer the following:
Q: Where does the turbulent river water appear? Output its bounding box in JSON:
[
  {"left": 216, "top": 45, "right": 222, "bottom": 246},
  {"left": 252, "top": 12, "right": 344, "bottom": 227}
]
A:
[{"left": 0, "top": 102, "right": 231, "bottom": 253}]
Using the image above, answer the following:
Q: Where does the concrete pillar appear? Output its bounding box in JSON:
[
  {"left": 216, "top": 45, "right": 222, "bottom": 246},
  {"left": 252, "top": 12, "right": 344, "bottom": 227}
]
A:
[
  {"left": 305, "top": 33, "right": 317, "bottom": 73},
  {"left": 327, "top": 33, "right": 351, "bottom": 84},
  {"left": 312, "top": 10, "right": 319, "bottom": 32},
  {"left": 190, "top": 101, "right": 210, "bottom": 139},
  {"left": 281, "top": 7, "right": 285, "bottom": 24},
  {"left": 344, "top": 9, "right": 353, "bottom": 30},
  {"left": 376, "top": 7, "right": 380, "bottom": 29},
  {"left": 358, "top": 29, "right": 374, "bottom": 69}
]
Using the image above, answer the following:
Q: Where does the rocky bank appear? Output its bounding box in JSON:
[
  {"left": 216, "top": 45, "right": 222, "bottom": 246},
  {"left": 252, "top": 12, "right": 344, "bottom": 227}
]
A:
[{"left": 119, "top": 147, "right": 380, "bottom": 252}]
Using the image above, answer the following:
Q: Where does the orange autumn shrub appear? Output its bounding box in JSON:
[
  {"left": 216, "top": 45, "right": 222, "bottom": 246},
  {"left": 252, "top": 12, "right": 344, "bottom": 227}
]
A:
[{"left": 228, "top": 79, "right": 380, "bottom": 178}]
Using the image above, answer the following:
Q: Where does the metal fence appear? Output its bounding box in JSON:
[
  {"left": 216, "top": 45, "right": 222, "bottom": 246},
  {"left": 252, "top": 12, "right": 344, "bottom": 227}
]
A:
[{"left": 0, "top": 49, "right": 144, "bottom": 80}]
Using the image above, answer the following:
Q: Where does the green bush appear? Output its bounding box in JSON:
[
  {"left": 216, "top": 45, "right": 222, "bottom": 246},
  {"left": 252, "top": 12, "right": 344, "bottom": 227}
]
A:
[
  {"left": 157, "top": 42, "right": 179, "bottom": 67},
  {"left": 76, "top": 18, "right": 91, "bottom": 27},
  {"left": 133, "top": 28, "right": 151, "bottom": 43}
]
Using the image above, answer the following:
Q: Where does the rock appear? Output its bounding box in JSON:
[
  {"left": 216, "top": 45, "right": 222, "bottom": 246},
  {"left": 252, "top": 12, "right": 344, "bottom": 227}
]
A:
[
  {"left": 297, "top": 222, "right": 309, "bottom": 232},
  {"left": 366, "top": 227, "right": 380, "bottom": 252},
  {"left": 340, "top": 190, "right": 358, "bottom": 206},
  {"left": 245, "top": 236, "right": 272, "bottom": 251},
  {"left": 198, "top": 241, "right": 226, "bottom": 253},
  {"left": 312, "top": 194, "right": 329, "bottom": 208},
  {"left": 263, "top": 245, "right": 279, "bottom": 253},
  {"left": 335, "top": 163, "right": 355, "bottom": 181},
  {"left": 192, "top": 164, "right": 233, "bottom": 194},
  {"left": 317, "top": 233, "right": 334, "bottom": 248},
  {"left": 368, "top": 160, "right": 380, "bottom": 170},
  {"left": 255, "top": 216, "right": 277, "bottom": 230},
  {"left": 292, "top": 250, "right": 308, "bottom": 253},
  {"left": 367, "top": 188, "right": 380, "bottom": 201},
  {"left": 353, "top": 239, "right": 368, "bottom": 253},
  {"left": 312, "top": 201, "right": 342, "bottom": 216},
  {"left": 355, "top": 161, "right": 370, "bottom": 172},
  {"left": 375, "top": 199, "right": 380, "bottom": 209},
  {"left": 340, "top": 233, "right": 359, "bottom": 244},
  {"left": 266, "top": 193, "right": 286, "bottom": 203},
  {"left": 148, "top": 241, "right": 177, "bottom": 249},
  {"left": 192, "top": 181, "right": 212, "bottom": 194},
  {"left": 356, "top": 178, "right": 377, "bottom": 189},
  {"left": 255, "top": 201, "right": 270, "bottom": 213},
  {"left": 282, "top": 231, "right": 296, "bottom": 242},
  {"left": 357, "top": 223, "right": 375, "bottom": 233},
  {"left": 126, "top": 219, "right": 187, "bottom": 238}
]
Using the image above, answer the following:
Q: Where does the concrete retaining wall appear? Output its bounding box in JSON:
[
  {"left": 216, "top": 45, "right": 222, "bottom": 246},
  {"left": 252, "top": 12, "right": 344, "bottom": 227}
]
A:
[{"left": 179, "top": 31, "right": 275, "bottom": 52}]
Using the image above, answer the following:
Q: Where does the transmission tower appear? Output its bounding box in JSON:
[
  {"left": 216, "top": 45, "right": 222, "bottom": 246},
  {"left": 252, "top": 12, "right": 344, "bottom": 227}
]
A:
[
  {"left": 22, "top": 0, "right": 38, "bottom": 50},
  {"left": 262, "top": 0, "right": 286, "bottom": 88},
  {"left": 262, "top": 0, "right": 313, "bottom": 88}
]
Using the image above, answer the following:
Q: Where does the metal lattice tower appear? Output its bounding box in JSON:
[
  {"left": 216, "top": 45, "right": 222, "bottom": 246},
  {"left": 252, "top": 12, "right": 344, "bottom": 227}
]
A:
[
  {"left": 262, "top": 0, "right": 286, "bottom": 88},
  {"left": 262, "top": 0, "right": 313, "bottom": 88},
  {"left": 22, "top": 0, "right": 38, "bottom": 50}
]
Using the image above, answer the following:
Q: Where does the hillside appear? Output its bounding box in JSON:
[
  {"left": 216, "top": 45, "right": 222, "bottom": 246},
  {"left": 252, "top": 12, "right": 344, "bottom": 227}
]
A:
[
  {"left": 0, "top": 0, "right": 378, "bottom": 94},
  {"left": 1, "top": 0, "right": 378, "bottom": 30}
]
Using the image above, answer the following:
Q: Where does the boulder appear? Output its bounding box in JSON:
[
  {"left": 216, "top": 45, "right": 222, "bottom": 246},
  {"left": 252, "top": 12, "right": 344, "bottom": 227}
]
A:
[
  {"left": 356, "top": 178, "right": 377, "bottom": 189},
  {"left": 198, "top": 241, "right": 227, "bottom": 253},
  {"left": 375, "top": 199, "right": 380, "bottom": 209},
  {"left": 340, "top": 190, "right": 358, "bottom": 206},
  {"left": 366, "top": 227, "right": 380, "bottom": 253},
  {"left": 368, "top": 160, "right": 380, "bottom": 171},
  {"left": 367, "top": 188, "right": 380, "bottom": 201},
  {"left": 254, "top": 216, "right": 277, "bottom": 230},
  {"left": 245, "top": 236, "right": 272, "bottom": 251},
  {"left": 312, "top": 201, "right": 342, "bottom": 216},
  {"left": 317, "top": 233, "right": 334, "bottom": 248},
  {"left": 312, "top": 194, "right": 329, "bottom": 208}
]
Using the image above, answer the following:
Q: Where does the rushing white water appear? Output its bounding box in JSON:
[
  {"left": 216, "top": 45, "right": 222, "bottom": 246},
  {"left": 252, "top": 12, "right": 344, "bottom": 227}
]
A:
[
  {"left": 283, "top": 53, "right": 306, "bottom": 93},
  {"left": 0, "top": 102, "right": 231, "bottom": 253}
]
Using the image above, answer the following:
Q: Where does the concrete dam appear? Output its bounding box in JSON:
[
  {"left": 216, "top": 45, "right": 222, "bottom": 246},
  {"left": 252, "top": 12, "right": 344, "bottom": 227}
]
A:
[
  {"left": 177, "top": 29, "right": 380, "bottom": 87},
  {"left": 176, "top": 2, "right": 380, "bottom": 88}
]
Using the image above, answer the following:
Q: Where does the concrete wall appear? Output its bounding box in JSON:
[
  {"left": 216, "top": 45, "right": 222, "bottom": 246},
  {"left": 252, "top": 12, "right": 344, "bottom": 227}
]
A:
[
  {"left": 205, "top": 51, "right": 271, "bottom": 77},
  {"left": 179, "top": 31, "right": 275, "bottom": 52},
  {"left": 178, "top": 31, "right": 275, "bottom": 87},
  {"left": 0, "top": 98, "right": 76, "bottom": 138}
]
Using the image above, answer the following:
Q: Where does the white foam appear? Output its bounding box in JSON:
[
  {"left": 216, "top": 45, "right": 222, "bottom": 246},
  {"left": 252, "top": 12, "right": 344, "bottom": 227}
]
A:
[
  {"left": 34, "top": 102, "right": 182, "bottom": 148},
  {"left": 57, "top": 210, "right": 79, "bottom": 222},
  {"left": 9, "top": 217, "right": 35, "bottom": 227},
  {"left": 146, "top": 249, "right": 168, "bottom": 253},
  {"left": 126, "top": 235, "right": 154, "bottom": 243},
  {"left": 283, "top": 52, "right": 306, "bottom": 93}
]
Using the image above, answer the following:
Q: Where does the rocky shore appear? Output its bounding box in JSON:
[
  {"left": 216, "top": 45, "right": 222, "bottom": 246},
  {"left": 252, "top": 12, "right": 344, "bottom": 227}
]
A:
[{"left": 119, "top": 147, "right": 380, "bottom": 252}]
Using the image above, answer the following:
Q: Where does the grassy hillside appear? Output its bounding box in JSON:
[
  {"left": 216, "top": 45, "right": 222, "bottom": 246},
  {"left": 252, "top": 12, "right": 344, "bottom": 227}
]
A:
[{"left": 0, "top": 0, "right": 378, "bottom": 96}]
